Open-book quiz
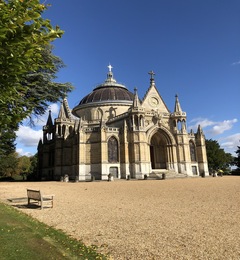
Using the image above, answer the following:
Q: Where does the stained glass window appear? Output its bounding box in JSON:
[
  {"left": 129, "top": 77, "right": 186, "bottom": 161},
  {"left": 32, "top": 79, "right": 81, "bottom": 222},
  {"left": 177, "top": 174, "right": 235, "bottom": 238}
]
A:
[
  {"left": 108, "top": 136, "right": 118, "bottom": 162},
  {"left": 189, "top": 141, "right": 196, "bottom": 162}
]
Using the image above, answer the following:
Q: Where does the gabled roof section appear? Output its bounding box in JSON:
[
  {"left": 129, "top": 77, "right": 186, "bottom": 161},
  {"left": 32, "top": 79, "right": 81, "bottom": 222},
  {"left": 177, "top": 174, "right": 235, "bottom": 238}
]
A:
[
  {"left": 58, "top": 98, "right": 72, "bottom": 120},
  {"left": 141, "top": 71, "right": 170, "bottom": 113}
]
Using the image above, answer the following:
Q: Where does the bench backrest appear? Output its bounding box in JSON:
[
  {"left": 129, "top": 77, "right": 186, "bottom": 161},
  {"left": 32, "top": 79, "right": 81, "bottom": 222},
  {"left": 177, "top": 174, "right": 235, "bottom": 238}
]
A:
[{"left": 27, "top": 189, "right": 42, "bottom": 200}]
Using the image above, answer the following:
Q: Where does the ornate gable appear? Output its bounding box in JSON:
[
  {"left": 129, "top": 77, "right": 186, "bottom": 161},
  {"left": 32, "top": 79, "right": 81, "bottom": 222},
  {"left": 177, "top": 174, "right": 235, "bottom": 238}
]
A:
[{"left": 141, "top": 71, "right": 170, "bottom": 113}]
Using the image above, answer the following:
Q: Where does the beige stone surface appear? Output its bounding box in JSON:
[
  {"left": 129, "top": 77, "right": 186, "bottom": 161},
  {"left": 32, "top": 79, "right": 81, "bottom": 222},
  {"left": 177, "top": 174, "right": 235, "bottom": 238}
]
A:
[{"left": 1, "top": 177, "right": 240, "bottom": 259}]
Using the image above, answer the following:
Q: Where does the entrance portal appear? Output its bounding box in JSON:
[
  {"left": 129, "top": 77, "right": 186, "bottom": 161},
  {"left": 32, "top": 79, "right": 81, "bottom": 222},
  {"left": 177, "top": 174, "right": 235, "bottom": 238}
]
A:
[{"left": 150, "top": 131, "right": 168, "bottom": 169}]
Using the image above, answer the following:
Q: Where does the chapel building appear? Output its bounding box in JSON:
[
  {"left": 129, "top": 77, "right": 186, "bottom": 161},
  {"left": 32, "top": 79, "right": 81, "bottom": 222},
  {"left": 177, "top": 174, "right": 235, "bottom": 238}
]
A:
[{"left": 38, "top": 66, "right": 209, "bottom": 180}]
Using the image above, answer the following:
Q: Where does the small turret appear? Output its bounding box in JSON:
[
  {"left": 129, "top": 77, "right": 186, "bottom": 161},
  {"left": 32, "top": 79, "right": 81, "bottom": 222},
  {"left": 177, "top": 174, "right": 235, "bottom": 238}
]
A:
[
  {"left": 43, "top": 110, "right": 54, "bottom": 143},
  {"left": 171, "top": 94, "right": 187, "bottom": 133},
  {"left": 55, "top": 97, "right": 74, "bottom": 139},
  {"left": 129, "top": 88, "right": 145, "bottom": 131}
]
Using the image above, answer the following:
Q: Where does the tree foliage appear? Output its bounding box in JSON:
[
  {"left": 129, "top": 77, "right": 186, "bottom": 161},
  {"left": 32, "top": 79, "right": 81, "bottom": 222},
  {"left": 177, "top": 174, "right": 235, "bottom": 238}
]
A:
[
  {"left": 0, "top": 127, "right": 16, "bottom": 156},
  {"left": 28, "top": 154, "right": 38, "bottom": 180},
  {"left": 17, "top": 155, "right": 31, "bottom": 178},
  {"left": 0, "top": 152, "right": 19, "bottom": 177},
  {"left": 206, "top": 139, "right": 234, "bottom": 173},
  {"left": 0, "top": 0, "right": 73, "bottom": 129},
  {"left": 234, "top": 144, "right": 240, "bottom": 169},
  {"left": 20, "top": 45, "right": 73, "bottom": 123},
  {"left": 0, "top": 0, "right": 73, "bottom": 160},
  {"left": 0, "top": 152, "right": 37, "bottom": 179}
]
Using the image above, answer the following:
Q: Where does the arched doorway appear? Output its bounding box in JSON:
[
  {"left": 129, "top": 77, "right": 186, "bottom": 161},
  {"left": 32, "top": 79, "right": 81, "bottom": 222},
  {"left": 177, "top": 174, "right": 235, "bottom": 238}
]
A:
[{"left": 150, "top": 130, "right": 168, "bottom": 169}]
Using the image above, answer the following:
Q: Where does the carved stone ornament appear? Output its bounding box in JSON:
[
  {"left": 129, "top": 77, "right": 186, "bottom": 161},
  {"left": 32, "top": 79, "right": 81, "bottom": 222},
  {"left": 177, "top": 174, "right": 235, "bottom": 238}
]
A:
[{"left": 149, "top": 96, "right": 159, "bottom": 107}]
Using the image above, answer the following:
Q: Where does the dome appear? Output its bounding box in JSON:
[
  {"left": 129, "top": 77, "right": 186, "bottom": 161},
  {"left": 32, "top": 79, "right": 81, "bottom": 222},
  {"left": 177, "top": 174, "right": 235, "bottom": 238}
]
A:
[
  {"left": 78, "top": 68, "right": 134, "bottom": 105},
  {"left": 79, "top": 85, "right": 134, "bottom": 105},
  {"left": 72, "top": 66, "right": 135, "bottom": 120}
]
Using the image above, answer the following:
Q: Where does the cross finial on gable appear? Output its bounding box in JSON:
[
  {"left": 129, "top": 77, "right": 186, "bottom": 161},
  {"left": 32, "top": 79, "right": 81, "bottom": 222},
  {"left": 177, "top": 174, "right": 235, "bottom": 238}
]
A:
[{"left": 148, "top": 70, "right": 155, "bottom": 80}]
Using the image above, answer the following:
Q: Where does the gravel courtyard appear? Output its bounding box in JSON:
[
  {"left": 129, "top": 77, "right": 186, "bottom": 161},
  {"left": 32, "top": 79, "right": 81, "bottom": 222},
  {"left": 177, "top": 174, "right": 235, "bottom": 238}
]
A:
[{"left": 1, "top": 176, "right": 240, "bottom": 259}]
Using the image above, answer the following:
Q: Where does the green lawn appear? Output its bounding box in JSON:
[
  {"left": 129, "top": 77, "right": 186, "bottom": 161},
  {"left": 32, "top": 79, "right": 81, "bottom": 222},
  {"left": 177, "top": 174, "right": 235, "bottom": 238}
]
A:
[{"left": 0, "top": 202, "right": 108, "bottom": 260}]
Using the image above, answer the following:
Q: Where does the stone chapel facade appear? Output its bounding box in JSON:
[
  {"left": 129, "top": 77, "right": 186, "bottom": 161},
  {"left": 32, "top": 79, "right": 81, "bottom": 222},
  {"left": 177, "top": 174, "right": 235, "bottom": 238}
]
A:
[{"left": 37, "top": 66, "right": 209, "bottom": 181}]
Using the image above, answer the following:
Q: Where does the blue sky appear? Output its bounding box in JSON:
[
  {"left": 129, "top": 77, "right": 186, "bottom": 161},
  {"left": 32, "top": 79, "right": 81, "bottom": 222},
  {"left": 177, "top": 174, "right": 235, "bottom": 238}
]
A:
[{"left": 16, "top": 0, "right": 240, "bottom": 156}]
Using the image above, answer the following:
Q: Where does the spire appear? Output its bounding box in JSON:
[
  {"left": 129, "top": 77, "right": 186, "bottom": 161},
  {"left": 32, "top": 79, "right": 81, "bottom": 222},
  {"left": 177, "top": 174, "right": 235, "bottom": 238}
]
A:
[
  {"left": 46, "top": 110, "right": 53, "bottom": 128},
  {"left": 174, "top": 94, "right": 182, "bottom": 113},
  {"left": 58, "top": 98, "right": 72, "bottom": 120},
  {"left": 197, "top": 124, "right": 203, "bottom": 135},
  {"left": 105, "top": 63, "right": 117, "bottom": 83},
  {"left": 148, "top": 70, "right": 155, "bottom": 86},
  {"left": 133, "top": 87, "right": 141, "bottom": 107},
  {"left": 58, "top": 102, "right": 67, "bottom": 119},
  {"left": 37, "top": 138, "right": 43, "bottom": 148}
]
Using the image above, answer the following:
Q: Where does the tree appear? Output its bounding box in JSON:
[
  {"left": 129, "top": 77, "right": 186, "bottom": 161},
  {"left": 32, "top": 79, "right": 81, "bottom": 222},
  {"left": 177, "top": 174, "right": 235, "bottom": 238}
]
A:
[
  {"left": 21, "top": 45, "right": 73, "bottom": 123},
  {"left": 206, "top": 139, "right": 234, "bottom": 173},
  {"left": 0, "top": 0, "right": 73, "bottom": 129},
  {"left": 0, "top": 0, "right": 73, "bottom": 159},
  {"left": 17, "top": 155, "right": 31, "bottom": 179},
  {"left": 0, "top": 127, "right": 16, "bottom": 156},
  {"left": 0, "top": 152, "right": 19, "bottom": 177},
  {"left": 234, "top": 143, "right": 240, "bottom": 170},
  {"left": 28, "top": 154, "right": 38, "bottom": 180}
]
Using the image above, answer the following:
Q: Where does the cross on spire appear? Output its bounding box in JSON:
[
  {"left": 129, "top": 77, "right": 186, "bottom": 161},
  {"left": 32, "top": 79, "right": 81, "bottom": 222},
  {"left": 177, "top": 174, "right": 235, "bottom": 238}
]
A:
[
  {"left": 148, "top": 70, "right": 155, "bottom": 80},
  {"left": 108, "top": 64, "right": 113, "bottom": 72}
]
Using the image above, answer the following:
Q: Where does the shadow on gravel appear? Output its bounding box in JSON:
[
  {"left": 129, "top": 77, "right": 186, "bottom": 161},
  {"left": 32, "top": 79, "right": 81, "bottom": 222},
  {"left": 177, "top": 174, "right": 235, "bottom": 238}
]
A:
[{"left": 8, "top": 198, "right": 41, "bottom": 210}]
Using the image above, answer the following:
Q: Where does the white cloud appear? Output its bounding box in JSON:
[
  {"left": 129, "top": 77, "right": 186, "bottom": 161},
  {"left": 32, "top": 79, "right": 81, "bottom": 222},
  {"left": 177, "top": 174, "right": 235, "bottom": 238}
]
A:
[
  {"left": 49, "top": 103, "right": 60, "bottom": 115},
  {"left": 189, "top": 117, "right": 239, "bottom": 155},
  {"left": 16, "top": 148, "right": 34, "bottom": 157},
  {"left": 189, "top": 117, "right": 215, "bottom": 130},
  {"left": 188, "top": 118, "right": 238, "bottom": 136},
  {"left": 232, "top": 60, "right": 240, "bottom": 66},
  {"left": 15, "top": 103, "right": 60, "bottom": 155},
  {"left": 209, "top": 119, "right": 238, "bottom": 135},
  {"left": 220, "top": 133, "right": 240, "bottom": 154},
  {"left": 16, "top": 126, "right": 42, "bottom": 147}
]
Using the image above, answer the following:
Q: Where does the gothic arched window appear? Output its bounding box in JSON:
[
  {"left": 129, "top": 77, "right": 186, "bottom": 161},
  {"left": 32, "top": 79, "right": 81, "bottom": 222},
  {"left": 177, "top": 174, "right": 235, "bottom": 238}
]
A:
[
  {"left": 108, "top": 136, "right": 119, "bottom": 163},
  {"left": 96, "top": 108, "right": 103, "bottom": 120},
  {"left": 189, "top": 141, "right": 197, "bottom": 162},
  {"left": 177, "top": 120, "right": 182, "bottom": 131}
]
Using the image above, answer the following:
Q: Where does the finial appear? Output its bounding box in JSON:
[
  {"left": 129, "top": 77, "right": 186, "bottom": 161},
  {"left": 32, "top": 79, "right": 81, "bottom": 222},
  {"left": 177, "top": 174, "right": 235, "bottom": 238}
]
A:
[
  {"left": 105, "top": 63, "right": 116, "bottom": 83},
  {"left": 134, "top": 87, "right": 138, "bottom": 93},
  {"left": 148, "top": 70, "right": 155, "bottom": 80},
  {"left": 108, "top": 64, "right": 113, "bottom": 72},
  {"left": 174, "top": 94, "right": 183, "bottom": 113}
]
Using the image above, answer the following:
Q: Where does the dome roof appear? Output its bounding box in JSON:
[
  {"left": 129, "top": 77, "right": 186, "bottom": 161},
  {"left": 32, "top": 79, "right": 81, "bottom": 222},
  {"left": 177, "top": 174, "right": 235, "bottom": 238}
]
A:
[
  {"left": 79, "top": 85, "right": 134, "bottom": 105},
  {"left": 78, "top": 68, "right": 134, "bottom": 105}
]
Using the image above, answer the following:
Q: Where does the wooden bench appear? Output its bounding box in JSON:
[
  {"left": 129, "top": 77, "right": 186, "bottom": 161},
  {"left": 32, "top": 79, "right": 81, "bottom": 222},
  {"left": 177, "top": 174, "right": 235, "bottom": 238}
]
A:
[{"left": 27, "top": 189, "right": 54, "bottom": 209}]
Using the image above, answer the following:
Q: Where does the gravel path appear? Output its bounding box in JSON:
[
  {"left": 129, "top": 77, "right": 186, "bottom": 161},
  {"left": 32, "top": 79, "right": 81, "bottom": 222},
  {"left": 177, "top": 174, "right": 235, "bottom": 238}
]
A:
[{"left": 1, "top": 176, "right": 240, "bottom": 259}]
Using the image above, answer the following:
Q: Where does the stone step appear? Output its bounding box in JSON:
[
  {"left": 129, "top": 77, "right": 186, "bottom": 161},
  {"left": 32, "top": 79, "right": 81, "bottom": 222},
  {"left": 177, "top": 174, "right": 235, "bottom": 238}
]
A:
[{"left": 148, "top": 171, "right": 188, "bottom": 180}]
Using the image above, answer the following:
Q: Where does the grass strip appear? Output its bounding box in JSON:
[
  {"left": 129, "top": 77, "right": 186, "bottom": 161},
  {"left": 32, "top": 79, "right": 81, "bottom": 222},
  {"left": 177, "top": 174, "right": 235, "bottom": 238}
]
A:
[{"left": 0, "top": 202, "right": 108, "bottom": 260}]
